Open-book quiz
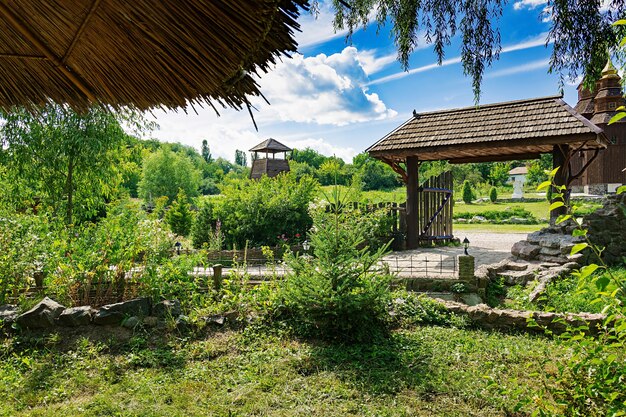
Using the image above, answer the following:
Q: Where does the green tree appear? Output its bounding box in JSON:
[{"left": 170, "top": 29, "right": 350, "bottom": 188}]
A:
[
  {"left": 325, "top": 1, "right": 626, "bottom": 101},
  {"left": 138, "top": 147, "right": 201, "bottom": 204},
  {"left": 214, "top": 173, "right": 318, "bottom": 247},
  {"left": 234, "top": 149, "right": 247, "bottom": 166},
  {"left": 201, "top": 139, "right": 212, "bottom": 163},
  {"left": 0, "top": 104, "right": 129, "bottom": 224},
  {"left": 488, "top": 162, "right": 512, "bottom": 186},
  {"left": 290, "top": 147, "right": 327, "bottom": 169},
  {"left": 317, "top": 157, "right": 349, "bottom": 186},
  {"left": 353, "top": 153, "right": 400, "bottom": 191},
  {"left": 191, "top": 199, "right": 214, "bottom": 249},
  {"left": 489, "top": 186, "right": 498, "bottom": 203},
  {"left": 462, "top": 180, "right": 474, "bottom": 204},
  {"left": 283, "top": 187, "right": 392, "bottom": 342},
  {"left": 165, "top": 189, "right": 194, "bottom": 237}
]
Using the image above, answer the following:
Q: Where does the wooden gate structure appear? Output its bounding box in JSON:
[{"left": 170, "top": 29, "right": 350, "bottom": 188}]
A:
[
  {"left": 366, "top": 96, "right": 610, "bottom": 249},
  {"left": 415, "top": 171, "right": 453, "bottom": 243}
]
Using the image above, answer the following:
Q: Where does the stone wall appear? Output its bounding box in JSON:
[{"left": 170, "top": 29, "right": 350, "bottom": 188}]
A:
[
  {"left": 511, "top": 193, "right": 626, "bottom": 266},
  {"left": 439, "top": 299, "right": 605, "bottom": 335},
  {"left": 584, "top": 193, "right": 626, "bottom": 265}
]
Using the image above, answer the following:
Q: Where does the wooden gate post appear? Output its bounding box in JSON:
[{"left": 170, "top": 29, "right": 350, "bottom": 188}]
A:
[
  {"left": 406, "top": 156, "right": 420, "bottom": 249},
  {"left": 551, "top": 145, "right": 569, "bottom": 225}
]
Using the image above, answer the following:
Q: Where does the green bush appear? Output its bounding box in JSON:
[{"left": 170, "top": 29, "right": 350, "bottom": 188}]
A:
[
  {"left": 213, "top": 173, "right": 317, "bottom": 247},
  {"left": 191, "top": 199, "right": 213, "bottom": 249},
  {"left": 462, "top": 180, "right": 473, "bottom": 204},
  {"left": 282, "top": 187, "right": 392, "bottom": 343},
  {"left": 489, "top": 186, "right": 498, "bottom": 203},
  {"left": 390, "top": 291, "right": 467, "bottom": 327},
  {"left": 165, "top": 189, "right": 194, "bottom": 237},
  {"left": 454, "top": 206, "right": 538, "bottom": 223}
]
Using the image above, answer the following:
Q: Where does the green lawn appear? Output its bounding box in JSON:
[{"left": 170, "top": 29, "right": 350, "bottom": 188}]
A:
[
  {"left": 453, "top": 200, "right": 550, "bottom": 220},
  {"left": 454, "top": 223, "right": 547, "bottom": 233},
  {"left": 0, "top": 325, "right": 564, "bottom": 416}
]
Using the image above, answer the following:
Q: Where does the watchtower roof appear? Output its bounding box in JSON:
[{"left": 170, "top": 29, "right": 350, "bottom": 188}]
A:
[{"left": 249, "top": 138, "right": 292, "bottom": 153}]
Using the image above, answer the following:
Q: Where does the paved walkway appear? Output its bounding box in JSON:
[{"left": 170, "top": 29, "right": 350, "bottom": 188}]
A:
[
  {"left": 384, "top": 232, "right": 526, "bottom": 278},
  {"left": 194, "top": 232, "right": 527, "bottom": 280}
]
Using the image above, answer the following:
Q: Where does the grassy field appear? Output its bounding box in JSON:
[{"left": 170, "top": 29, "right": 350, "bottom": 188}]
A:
[
  {"left": 453, "top": 200, "right": 550, "bottom": 220},
  {"left": 0, "top": 325, "right": 564, "bottom": 417},
  {"left": 454, "top": 223, "right": 547, "bottom": 233}
]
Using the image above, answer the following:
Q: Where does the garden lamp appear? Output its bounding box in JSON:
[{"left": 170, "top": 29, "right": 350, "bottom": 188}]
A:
[
  {"left": 463, "top": 237, "right": 470, "bottom": 256},
  {"left": 174, "top": 241, "right": 182, "bottom": 255}
]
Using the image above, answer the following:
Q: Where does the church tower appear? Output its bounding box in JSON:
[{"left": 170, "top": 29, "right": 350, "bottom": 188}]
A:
[{"left": 573, "top": 58, "right": 626, "bottom": 194}]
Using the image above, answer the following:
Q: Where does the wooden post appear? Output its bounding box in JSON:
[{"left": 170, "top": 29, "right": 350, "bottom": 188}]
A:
[
  {"left": 406, "top": 156, "right": 419, "bottom": 249},
  {"left": 551, "top": 145, "right": 568, "bottom": 225},
  {"left": 212, "top": 264, "right": 223, "bottom": 290}
]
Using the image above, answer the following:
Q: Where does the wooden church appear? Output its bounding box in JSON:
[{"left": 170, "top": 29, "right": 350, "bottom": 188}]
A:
[
  {"left": 249, "top": 138, "right": 291, "bottom": 179},
  {"left": 572, "top": 59, "right": 626, "bottom": 194}
]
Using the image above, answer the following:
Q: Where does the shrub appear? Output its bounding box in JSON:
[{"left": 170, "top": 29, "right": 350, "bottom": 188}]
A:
[
  {"left": 390, "top": 291, "right": 467, "bottom": 327},
  {"left": 462, "top": 180, "right": 473, "bottom": 204},
  {"left": 489, "top": 186, "right": 498, "bottom": 203},
  {"left": 453, "top": 206, "right": 537, "bottom": 224},
  {"left": 165, "top": 189, "right": 194, "bottom": 237},
  {"left": 282, "top": 187, "right": 392, "bottom": 343},
  {"left": 191, "top": 199, "right": 213, "bottom": 249},
  {"left": 214, "top": 173, "right": 317, "bottom": 247}
]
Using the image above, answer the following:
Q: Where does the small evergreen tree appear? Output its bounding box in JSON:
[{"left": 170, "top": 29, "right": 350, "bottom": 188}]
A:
[
  {"left": 462, "top": 180, "right": 473, "bottom": 204},
  {"left": 165, "top": 189, "right": 193, "bottom": 236},
  {"left": 283, "top": 186, "right": 392, "bottom": 343},
  {"left": 489, "top": 186, "right": 498, "bottom": 203},
  {"left": 191, "top": 200, "right": 213, "bottom": 248}
]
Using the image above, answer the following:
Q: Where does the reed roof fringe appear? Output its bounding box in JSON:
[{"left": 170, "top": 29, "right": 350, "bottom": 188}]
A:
[{"left": 0, "top": 0, "right": 308, "bottom": 113}]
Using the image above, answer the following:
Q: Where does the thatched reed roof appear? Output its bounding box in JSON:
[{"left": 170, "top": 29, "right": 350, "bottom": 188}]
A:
[
  {"left": 0, "top": 0, "right": 307, "bottom": 112},
  {"left": 249, "top": 138, "right": 291, "bottom": 153},
  {"left": 368, "top": 96, "right": 609, "bottom": 164}
]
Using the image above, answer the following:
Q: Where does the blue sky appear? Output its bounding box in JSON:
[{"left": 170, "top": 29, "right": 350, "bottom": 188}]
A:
[{"left": 148, "top": 0, "right": 583, "bottom": 163}]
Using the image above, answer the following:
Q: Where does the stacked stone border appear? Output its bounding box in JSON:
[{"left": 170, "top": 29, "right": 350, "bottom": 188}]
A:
[
  {"left": 437, "top": 299, "right": 606, "bottom": 335},
  {"left": 0, "top": 297, "right": 199, "bottom": 332}
]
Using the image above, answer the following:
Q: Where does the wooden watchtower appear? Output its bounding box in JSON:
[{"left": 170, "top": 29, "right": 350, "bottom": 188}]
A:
[{"left": 249, "top": 138, "right": 291, "bottom": 179}]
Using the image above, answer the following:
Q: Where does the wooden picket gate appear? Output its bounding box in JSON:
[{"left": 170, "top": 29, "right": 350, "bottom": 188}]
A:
[{"left": 416, "top": 171, "right": 453, "bottom": 243}]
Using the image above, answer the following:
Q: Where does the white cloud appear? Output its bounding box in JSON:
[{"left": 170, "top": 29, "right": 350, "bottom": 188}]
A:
[
  {"left": 255, "top": 47, "right": 397, "bottom": 126},
  {"left": 485, "top": 58, "right": 550, "bottom": 78},
  {"left": 295, "top": 1, "right": 351, "bottom": 49},
  {"left": 367, "top": 56, "right": 463, "bottom": 86},
  {"left": 513, "top": 0, "right": 547, "bottom": 11},
  {"left": 356, "top": 49, "right": 398, "bottom": 75},
  {"left": 368, "top": 33, "right": 553, "bottom": 86}
]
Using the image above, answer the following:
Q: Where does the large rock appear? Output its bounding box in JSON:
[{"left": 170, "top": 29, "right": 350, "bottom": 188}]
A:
[
  {"left": 16, "top": 297, "right": 65, "bottom": 329},
  {"left": 57, "top": 306, "right": 95, "bottom": 327},
  {"left": 511, "top": 241, "right": 541, "bottom": 260},
  {"left": 93, "top": 298, "right": 150, "bottom": 326},
  {"left": 0, "top": 305, "right": 19, "bottom": 325},
  {"left": 153, "top": 300, "right": 181, "bottom": 319}
]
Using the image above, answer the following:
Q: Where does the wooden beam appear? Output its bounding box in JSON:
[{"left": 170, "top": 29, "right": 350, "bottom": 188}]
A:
[
  {"left": 449, "top": 152, "right": 542, "bottom": 164},
  {"left": 0, "top": 2, "right": 97, "bottom": 102},
  {"left": 0, "top": 53, "right": 46, "bottom": 60},
  {"left": 406, "top": 156, "right": 420, "bottom": 250},
  {"left": 63, "top": 0, "right": 103, "bottom": 64}
]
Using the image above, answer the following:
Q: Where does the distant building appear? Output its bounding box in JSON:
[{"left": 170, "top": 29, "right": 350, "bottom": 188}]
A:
[
  {"left": 572, "top": 59, "right": 626, "bottom": 194},
  {"left": 508, "top": 166, "right": 528, "bottom": 200},
  {"left": 249, "top": 138, "right": 291, "bottom": 179},
  {"left": 508, "top": 166, "right": 528, "bottom": 183}
]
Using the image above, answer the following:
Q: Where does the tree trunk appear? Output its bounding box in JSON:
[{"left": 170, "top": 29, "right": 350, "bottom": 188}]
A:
[{"left": 66, "top": 156, "right": 74, "bottom": 225}]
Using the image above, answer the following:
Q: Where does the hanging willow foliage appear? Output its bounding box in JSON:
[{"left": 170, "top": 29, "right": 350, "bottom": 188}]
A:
[{"left": 323, "top": 0, "right": 626, "bottom": 102}]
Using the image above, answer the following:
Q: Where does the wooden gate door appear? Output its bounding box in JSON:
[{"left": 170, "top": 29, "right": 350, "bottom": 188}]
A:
[{"left": 417, "top": 171, "right": 453, "bottom": 243}]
